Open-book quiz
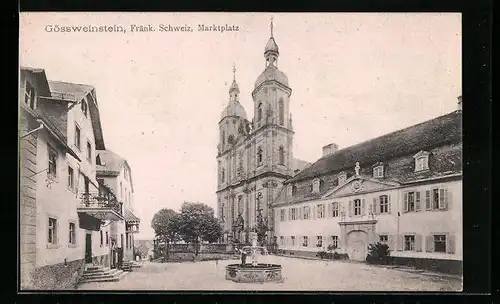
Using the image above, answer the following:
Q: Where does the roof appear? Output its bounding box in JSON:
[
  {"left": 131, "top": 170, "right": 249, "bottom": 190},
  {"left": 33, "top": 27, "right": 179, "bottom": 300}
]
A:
[
  {"left": 48, "top": 81, "right": 106, "bottom": 150},
  {"left": 292, "top": 158, "right": 311, "bottom": 176},
  {"left": 123, "top": 208, "right": 140, "bottom": 223},
  {"left": 265, "top": 37, "right": 279, "bottom": 54},
  {"left": 96, "top": 149, "right": 134, "bottom": 192},
  {"left": 254, "top": 65, "right": 289, "bottom": 90},
  {"left": 20, "top": 67, "right": 51, "bottom": 96},
  {"left": 229, "top": 80, "right": 240, "bottom": 93},
  {"left": 287, "top": 110, "right": 462, "bottom": 184},
  {"left": 220, "top": 100, "right": 248, "bottom": 120}
]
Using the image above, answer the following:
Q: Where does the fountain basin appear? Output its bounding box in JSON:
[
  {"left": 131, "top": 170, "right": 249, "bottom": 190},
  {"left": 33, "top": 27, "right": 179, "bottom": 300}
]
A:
[{"left": 225, "top": 263, "right": 282, "bottom": 283}]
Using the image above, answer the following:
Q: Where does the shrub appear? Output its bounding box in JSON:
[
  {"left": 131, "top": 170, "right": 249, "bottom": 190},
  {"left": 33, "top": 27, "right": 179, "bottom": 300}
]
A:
[
  {"left": 316, "top": 251, "right": 327, "bottom": 259},
  {"left": 366, "top": 242, "right": 391, "bottom": 265}
]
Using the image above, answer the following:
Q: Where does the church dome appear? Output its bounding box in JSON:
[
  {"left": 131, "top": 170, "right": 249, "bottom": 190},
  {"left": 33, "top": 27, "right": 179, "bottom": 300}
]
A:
[
  {"left": 265, "top": 37, "right": 279, "bottom": 54},
  {"left": 254, "top": 65, "right": 289, "bottom": 89},
  {"left": 220, "top": 100, "right": 247, "bottom": 121}
]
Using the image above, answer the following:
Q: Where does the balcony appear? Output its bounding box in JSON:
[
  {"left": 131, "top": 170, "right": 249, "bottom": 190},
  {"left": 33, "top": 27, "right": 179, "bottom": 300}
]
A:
[{"left": 77, "top": 192, "right": 124, "bottom": 222}]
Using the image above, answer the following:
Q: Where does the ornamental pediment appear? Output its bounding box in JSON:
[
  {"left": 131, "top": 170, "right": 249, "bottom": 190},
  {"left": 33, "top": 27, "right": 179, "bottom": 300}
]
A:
[{"left": 322, "top": 176, "right": 400, "bottom": 198}]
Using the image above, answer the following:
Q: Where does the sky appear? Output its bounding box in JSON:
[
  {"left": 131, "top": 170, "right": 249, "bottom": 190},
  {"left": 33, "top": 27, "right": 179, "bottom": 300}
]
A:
[{"left": 20, "top": 12, "right": 462, "bottom": 240}]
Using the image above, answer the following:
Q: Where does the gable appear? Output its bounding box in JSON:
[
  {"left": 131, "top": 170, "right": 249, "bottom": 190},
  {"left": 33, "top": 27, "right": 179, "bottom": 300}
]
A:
[{"left": 323, "top": 176, "right": 399, "bottom": 199}]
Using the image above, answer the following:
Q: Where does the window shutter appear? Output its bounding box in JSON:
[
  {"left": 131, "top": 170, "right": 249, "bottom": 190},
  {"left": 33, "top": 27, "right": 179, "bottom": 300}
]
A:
[
  {"left": 446, "top": 233, "right": 455, "bottom": 254},
  {"left": 388, "top": 235, "right": 395, "bottom": 250},
  {"left": 284, "top": 209, "right": 287, "bottom": 221},
  {"left": 348, "top": 200, "right": 353, "bottom": 217},
  {"left": 415, "top": 234, "right": 422, "bottom": 252},
  {"left": 440, "top": 188, "right": 448, "bottom": 210},
  {"left": 298, "top": 207, "right": 302, "bottom": 220},
  {"left": 415, "top": 192, "right": 421, "bottom": 211},
  {"left": 361, "top": 199, "right": 366, "bottom": 216},
  {"left": 425, "top": 235, "right": 434, "bottom": 252},
  {"left": 372, "top": 197, "right": 378, "bottom": 215},
  {"left": 396, "top": 235, "right": 404, "bottom": 251},
  {"left": 425, "top": 190, "right": 431, "bottom": 210},
  {"left": 388, "top": 195, "right": 392, "bottom": 214},
  {"left": 313, "top": 205, "right": 317, "bottom": 220},
  {"left": 327, "top": 202, "right": 332, "bottom": 218},
  {"left": 288, "top": 208, "right": 291, "bottom": 220},
  {"left": 403, "top": 192, "right": 408, "bottom": 213},
  {"left": 370, "top": 198, "right": 374, "bottom": 215}
]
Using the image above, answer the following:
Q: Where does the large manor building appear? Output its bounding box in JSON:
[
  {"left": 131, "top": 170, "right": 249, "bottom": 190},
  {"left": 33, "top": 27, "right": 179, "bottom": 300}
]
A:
[{"left": 216, "top": 22, "right": 309, "bottom": 244}]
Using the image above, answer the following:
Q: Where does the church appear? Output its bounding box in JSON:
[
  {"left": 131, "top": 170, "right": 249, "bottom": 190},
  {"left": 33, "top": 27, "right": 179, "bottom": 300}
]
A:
[{"left": 216, "top": 21, "right": 309, "bottom": 245}]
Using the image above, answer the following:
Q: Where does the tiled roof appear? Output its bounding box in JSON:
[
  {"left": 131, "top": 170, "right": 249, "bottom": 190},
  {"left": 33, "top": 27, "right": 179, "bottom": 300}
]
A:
[
  {"left": 48, "top": 80, "right": 106, "bottom": 150},
  {"left": 275, "top": 110, "right": 462, "bottom": 205},
  {"left": 124, "top": 208, "right": 140, "bottom": 223},
  {"left": 287, "top": 110, "right": 462, "bottom": 184},
  {"left": 20, "top": 67, "right": 51, "bottom": 96},
  {"left": 96, "top": 149, "right": 134, "bottom": 192},
  {"left": 292, "top": 158, "right": 311, "bottom": 175}
]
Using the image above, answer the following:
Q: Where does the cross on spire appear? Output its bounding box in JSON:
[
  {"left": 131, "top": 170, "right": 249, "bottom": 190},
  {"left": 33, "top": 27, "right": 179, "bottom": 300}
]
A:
[
  {"left": 232, "top": 63, "right": 236, "bottom": 81},
  {"left": 270, "top": 16, "right": 274, "bottom": 37}
]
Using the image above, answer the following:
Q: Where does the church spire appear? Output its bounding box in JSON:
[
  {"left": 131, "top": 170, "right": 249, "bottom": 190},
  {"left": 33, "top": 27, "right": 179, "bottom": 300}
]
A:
[
  {"left": 229, "top": 63, "right": 240, "bottom": 98},
  {"left": 270, "top": 16, "right": 274, "bottom": 38},
  {"left": 264, "top": 17, "right": 279, "bottom": 67}
]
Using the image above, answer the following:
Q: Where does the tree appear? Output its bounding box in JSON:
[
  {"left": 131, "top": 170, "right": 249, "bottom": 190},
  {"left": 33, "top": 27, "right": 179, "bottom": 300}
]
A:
[
  {"left": 255, "top": 212, "right": 268, "bottom": 246},
  {"left": 151, "top": 208, "right": 181, "bottom": 245},
  {"left": 178, "top": 202, "right": 222, "bottom": 245}
]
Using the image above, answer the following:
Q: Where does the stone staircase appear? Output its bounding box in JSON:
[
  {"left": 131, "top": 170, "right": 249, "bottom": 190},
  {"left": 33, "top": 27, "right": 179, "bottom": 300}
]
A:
[
  {"left": 121, "top": 260, "right": 143, "bottom": 271},
  {"left": 78, "top": 265, "right": 128, "bottom": 284}
]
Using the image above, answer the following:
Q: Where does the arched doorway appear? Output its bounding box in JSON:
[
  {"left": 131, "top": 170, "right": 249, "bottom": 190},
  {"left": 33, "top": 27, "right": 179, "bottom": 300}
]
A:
[{"left": 347, "top": 230, "right": 368, "bottom": 261}]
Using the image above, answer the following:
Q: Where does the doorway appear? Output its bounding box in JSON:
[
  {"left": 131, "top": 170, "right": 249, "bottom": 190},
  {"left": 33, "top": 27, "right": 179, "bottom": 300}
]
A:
[
  {"left": 85, "top": 233, "right": 92, "bottom": 263},
  {"left": 346, "top": 230, "right": 368, "bottom": 261}
]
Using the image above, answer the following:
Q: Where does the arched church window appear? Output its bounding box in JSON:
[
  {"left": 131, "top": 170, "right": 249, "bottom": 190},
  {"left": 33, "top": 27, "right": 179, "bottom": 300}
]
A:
[
  {"left": 257, "top": 103, "right": 263, "bottom": 121},
  {"left": 257, "top": 147, "right": 263, "bottom": 165},
  {"left": 221, "top": 168, "right": 225, "bottom": 183},
  {"left": 278, "top": 146, "right": 285, "bottom": 165},
  {"left": 278, "top": 98, "right": 284, "bottom": 125}
]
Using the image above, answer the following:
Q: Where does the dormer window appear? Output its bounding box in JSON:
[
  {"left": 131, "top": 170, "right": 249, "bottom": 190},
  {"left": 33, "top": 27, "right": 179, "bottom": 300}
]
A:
[
  {"left": 373, "top": 163, "right": 384, "bottom": 178},
  {"left": 337, "top": 172, "right": 347, "bottom": 185},
  {"left": 288, "top": 184, "right": 297, "bottom": 197},
  {"left": 413, "top": 151, "right": 430, "bottom": 172},
  {"left": 24, "top": 81, "right": 37, "bottom": 110},
  {"left": 312, "top": 178, "right": 321, "bottom": 193}
]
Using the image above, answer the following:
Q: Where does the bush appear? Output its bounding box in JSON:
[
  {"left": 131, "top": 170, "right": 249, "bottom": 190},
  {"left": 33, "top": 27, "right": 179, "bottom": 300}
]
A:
[
  {"left": 316, "top": 251, "right": 327, "bottom": 259},
  {"left": 366, "top": 242, "right": 391, "bottom": 265}
]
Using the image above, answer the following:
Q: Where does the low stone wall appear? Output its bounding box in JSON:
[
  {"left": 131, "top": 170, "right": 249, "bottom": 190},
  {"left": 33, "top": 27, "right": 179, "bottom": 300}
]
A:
[
  {"left": 387, "top": 256, "right": 463, "bottom": 275},
  {"left": 30, "top": 259, "right": 85, "bottom": 290}
]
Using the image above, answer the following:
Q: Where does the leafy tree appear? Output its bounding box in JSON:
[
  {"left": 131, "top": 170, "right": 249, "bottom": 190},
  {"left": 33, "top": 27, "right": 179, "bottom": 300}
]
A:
[
  {"left": 151, "top": 208, "right": 181, "bottom": 245},
  {"left": 178, "top": 202, "right": 222, "bottom": 245},
  {"left": 366, "top": 242, "right": 391, "bottom": 265}
]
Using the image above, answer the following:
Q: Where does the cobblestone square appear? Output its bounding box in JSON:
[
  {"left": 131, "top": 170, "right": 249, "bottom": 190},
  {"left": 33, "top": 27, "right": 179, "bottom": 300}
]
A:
[{"left": 77, "top": 256, "right": 462, "bottom": 291}]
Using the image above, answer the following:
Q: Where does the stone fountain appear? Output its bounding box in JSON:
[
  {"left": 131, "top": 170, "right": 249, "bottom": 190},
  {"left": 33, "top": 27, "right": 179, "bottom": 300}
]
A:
[{"left": 225, "top": 232, "right": 282, "bottom": 283}]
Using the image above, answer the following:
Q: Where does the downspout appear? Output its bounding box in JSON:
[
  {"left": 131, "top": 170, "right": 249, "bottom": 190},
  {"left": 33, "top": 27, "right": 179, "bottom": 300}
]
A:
[{"left": 20, "top": 119, "right": 44, "bottom": 139}]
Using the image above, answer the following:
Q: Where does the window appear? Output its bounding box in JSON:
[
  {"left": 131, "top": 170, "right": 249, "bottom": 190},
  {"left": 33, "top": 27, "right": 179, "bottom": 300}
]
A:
[
  {"left": 280, "top": 236, "right": 284, "bottom": 245},
  {"left": 74, "top": 125, "right": 81, "bottom": 149},
  {"left": 413, "top": 151, "right": 430, "bottom": 172},
  {"left": 317, "top": 204, "right": 325, "bottom": 218},
  {"left": 379, "top": 235, "right": 388, "bottom": 243},
  {"left": 121, "top": 234, "right": 124, "bottom": 248},
  {"left": 426, "top": 188, "right": 448, "bottom": 210},
  {"left": 106, "top": 231, "right": 109, "bottom": 245},
  {"left": 338, "top": 172, "right": 347, "bottom": 185},
  {"left": 291, "top": 185, "right": 297, "bottom": 196},
  {"left": 332, "top": 236, "right": 339, "bottom": 249},
  {"left": 302, "top": 236, "right": 308, "bottom": 247},
  {"left": 405, "top": 192, "right": 416, "bottom": 212},
  {"left": 257, "top": 147, "right": 263, "bottom": 165},
  {"left": 69, "top": 222, "right": 76, "bottom": 245},
  {"left": 280, "top": 209, "right": 286, "bottom": 221},
  {"left": 290, "top": 208, "right": 297, "bottom": 220},
  {"left": 48, "top": 146, "right": 57, "bottom": 178},
  {"left": 379, "top": 195, "right": 389, "bottom": 213},
  {"left": 100, "top": 230, "right": 103, "bottom": 246},
  {"left": 373, "top": 165, "right": 384, "bottom": 178},
  {"left": 81, "top": 100, "right": 88, "bottom": 117},
  {"left": 221, "top": 168, "right": 225, "bottom": 183},
  {"left": 24, "top": 81, "right": 36, "bottom": 109},
  {"left": 120, "top": 182, "right": 123, "bottom": 200},
  {"left": 48, "top": 217, "right": 57, "bottom": 244},
  {"left": 257, "top": 103, "right": 263, "bottom": 121},
  {"left": 434, "top": 235, "right": 446, "bottom": 253},
  {"left": 126, "top": 233, "right": 129, "bottom": 248},
  {"left": 404, "top": 235, "right": 415, "bottom": 251},
  {"left": 96, "top": 154, "right": 102, "bottom": 166},
  {"left": 354, "top": 199, "right": 361, "bottom": 216},
  {"left": 222, "top": 131, "right": 225, "bottom": 146},
  {"left": 238, "top": 196, "right": 243, "bottom": 214},
  {"left": 303, "top": 206, "right": 310, "bottom": 219},
  {"left": 316, "top": 236, "right": 323, "bottom": 247},
  {"left": 291, "top": 236, "right": 295, "bottom": 246},
  {"left": 278, "top": 98, "right": 284, "bottom": 125},
  {"left": 312, "top": 179, "right": 321, "bottom": 193},
  {"left": 67, "top": 166, "right": 74, "bottom": 189},
  {"left": 87, "top": 141, "right": 92, "bottom": 161},
  {"left": 332, "top": 202, "right": 339, "bottom": 217},
  {"left": 278, "top": 146, "right": 285, "bottom": 165}
]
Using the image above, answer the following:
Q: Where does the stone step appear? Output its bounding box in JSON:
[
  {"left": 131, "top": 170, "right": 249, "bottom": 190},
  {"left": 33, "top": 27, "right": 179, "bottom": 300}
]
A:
[
  {"left": 81, "top": 269, "right": 121, "bottom": 279},
  {"left": 84, "top": 267, "right": 111, "bottom": 274},
  {"left": 86, "top": 265, "right": 105, "bottom": 271},
  {"left": 79, "top": 270, "right": 128, "bottom": 284}
]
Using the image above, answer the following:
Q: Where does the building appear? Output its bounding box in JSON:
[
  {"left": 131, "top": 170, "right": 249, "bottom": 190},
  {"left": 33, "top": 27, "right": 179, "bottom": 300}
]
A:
[
  {"left": 96, "top": 150, "right": 141, "bottom": 265},
  {"left": 273, "top": 103, "right": 462, "bottom": 274},
  {"left": 216, "top": 21, "right": 309, "bottom": 245},
  {"left": 19, "top": 67, "right": 128, "bottom": 289}
]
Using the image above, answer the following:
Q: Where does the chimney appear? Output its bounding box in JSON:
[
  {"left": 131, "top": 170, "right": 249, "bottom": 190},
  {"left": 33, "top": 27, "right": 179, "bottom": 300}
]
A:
[
  {"left": 457, "top": 95, "right": 462, "bottom": 111},
  {"left": 322, "top": 143, "right": 338, "bottom": 157}
]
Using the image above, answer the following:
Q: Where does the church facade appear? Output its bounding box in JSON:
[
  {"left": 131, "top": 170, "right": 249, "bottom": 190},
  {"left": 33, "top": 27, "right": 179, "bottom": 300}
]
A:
[{"left": 216, "top": 22, "right": 309, "bottom": 245}]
